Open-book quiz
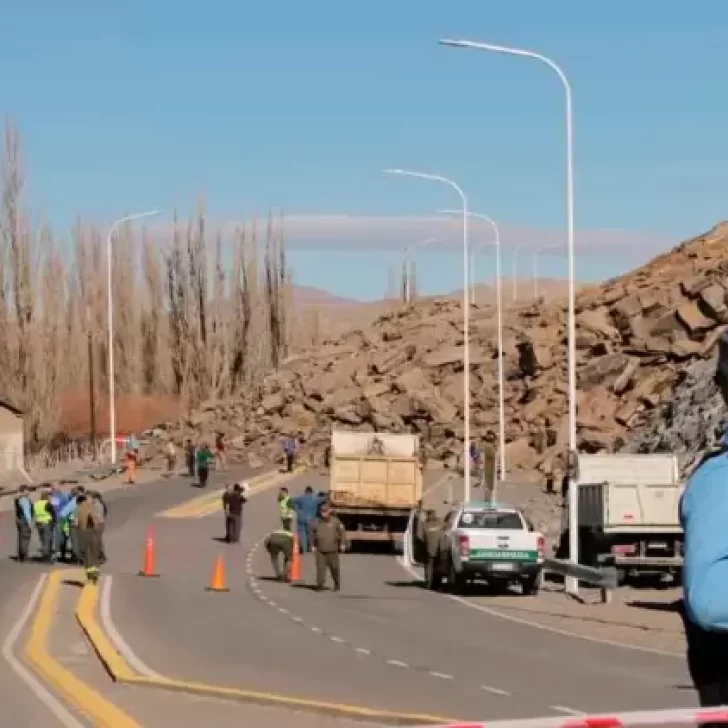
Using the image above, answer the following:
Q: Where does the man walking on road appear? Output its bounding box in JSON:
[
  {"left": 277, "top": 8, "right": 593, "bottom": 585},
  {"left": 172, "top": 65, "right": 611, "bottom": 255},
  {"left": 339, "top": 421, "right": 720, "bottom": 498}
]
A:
[
  {"left": 282, "top": 434, "right": 299, "bottom": 473},
  {"left": 89, "top": 490, "right": 108, "bottom": 563},
  {"left": 416, "top": 509, "right": 443, "bottom": 590},
  {"left": 222, "top": 482, "right": 246, "bottom": 543},
  {"left": 14, "top": 485, "right": 33, "bottom": 562},
  {"left": 681, "top": 330, "right": 728, "bottom": 715},
  {"left": 196, "top": 442, "right": 214, "bottom": 487},
  {"left": 309, "top": 502, "right": 348, "bottom": 592},
  {"left": 264, "top": 516, "right": 295, "bottom": 581}
]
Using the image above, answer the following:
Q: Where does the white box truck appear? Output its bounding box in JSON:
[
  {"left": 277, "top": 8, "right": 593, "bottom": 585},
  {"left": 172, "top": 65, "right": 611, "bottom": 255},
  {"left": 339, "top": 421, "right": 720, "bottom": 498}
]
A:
[{"left": 559, "top": 453, "right": 684, "bottom": 585}]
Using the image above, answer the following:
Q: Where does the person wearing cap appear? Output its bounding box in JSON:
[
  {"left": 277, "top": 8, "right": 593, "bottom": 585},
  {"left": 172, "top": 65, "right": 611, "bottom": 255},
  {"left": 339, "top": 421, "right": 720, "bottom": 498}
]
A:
[
  {"left": 264, "top": 516, "right": 295, "bottom": 581},
  {"left": 222, "top": 482, "right": 247, "bottom": 544},
  {"left": 681, "top": 329, "right": 728, "bottom": 711}
]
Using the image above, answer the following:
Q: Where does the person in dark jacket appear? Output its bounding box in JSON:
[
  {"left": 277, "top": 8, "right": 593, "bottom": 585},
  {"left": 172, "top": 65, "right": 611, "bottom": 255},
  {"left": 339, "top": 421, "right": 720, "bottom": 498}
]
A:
[
  {"left": 196, "top": 443, "right": 214, "bottom": 487},
  {"left": 264, "top": 517, "right": 295, "bottom": 581},
  {"left": 14, "top": 485, "right": 33, "bottom": 562},
  {"left": 185, "top": 439, "right": 196, "bottom": 478},
  {"left": 416, "top": 509, "right": 443, "bottom": 590},
  {"left": 89, "top": 490, "right": 108, "bottom": 563},
  {"left": 222, "top": 482, "right": 246, "bottom": 543},
  {"left": 308, "top": 502, "right": 348, "bottom": 591}
]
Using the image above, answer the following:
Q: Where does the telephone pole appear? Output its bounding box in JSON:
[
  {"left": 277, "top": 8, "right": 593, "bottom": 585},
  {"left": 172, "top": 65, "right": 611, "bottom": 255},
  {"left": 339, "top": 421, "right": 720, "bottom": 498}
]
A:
[{"left": 87, "top": 308, "right": 97, "bottom": 457}]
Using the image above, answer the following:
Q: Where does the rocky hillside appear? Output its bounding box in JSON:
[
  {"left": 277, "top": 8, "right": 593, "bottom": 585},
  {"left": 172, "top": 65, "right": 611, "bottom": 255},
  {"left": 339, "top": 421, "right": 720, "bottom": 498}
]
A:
[{"left": 154, "top": 221, "right": 728, "bottom": 479}]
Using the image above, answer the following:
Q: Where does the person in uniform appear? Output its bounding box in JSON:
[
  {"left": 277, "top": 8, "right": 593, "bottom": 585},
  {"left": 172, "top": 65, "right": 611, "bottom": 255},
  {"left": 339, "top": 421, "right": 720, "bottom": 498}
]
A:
[
  {"left": 417, "top": 509, "right": 443, "bottom": 590},
  {"left": 308, "top": 502, "right": 348, "bottom": 591},
  {"left": 33, "top": 488, "right": 56, "bottom": 563},
  {"left": 278, "top": 487, "right": 294, "bottom": 526},
  {"left": 196, "top": 442, "right": 214, "bottom": 487},
  {"left": 482, "top": 433, "right": 497, "bottom": 495},
  {"left": 89, "top": 490, "right": 108, "bottom": 563},
  {"left": 74, "top": 493, "right": 102, "bottom": 584},
  {"left": 14, "top": 485, "right": 33, "bottom": 562},
  {"left": 185, "top": 439, "right": 196, "bottom": 478},
  {"left": 264, "top": 516, "right": 295, "bottom": 581}
]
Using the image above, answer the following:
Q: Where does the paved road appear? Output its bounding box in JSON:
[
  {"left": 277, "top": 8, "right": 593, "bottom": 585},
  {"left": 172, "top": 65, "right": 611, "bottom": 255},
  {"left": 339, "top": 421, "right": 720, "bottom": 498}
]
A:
[
  {"left": 1, "top": 465, "right": 697, "bottom": 725},
  {"left": 101, "top": 469, "right": 697, "bottom": 724}
]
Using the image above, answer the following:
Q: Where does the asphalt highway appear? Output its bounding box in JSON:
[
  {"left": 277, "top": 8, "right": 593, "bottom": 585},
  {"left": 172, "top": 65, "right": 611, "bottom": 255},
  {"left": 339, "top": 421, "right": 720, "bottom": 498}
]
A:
[{"left": 0, "top": 465, "right": 699, "bottom": 725}]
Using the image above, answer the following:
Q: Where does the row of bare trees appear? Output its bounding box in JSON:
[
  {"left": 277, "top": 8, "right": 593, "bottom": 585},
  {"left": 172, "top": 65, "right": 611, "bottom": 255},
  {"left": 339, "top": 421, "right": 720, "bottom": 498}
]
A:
[{"left": 0, "top": 120, "right": 292, "bottom": 446}]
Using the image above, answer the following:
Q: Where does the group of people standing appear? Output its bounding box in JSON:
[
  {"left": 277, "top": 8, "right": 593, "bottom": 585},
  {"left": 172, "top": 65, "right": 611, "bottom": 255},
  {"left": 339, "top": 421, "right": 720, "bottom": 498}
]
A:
[
  {"left": 183, "top": 434, "right": 226, "bottom": 487},
  {"left": 266, "top": 485, "right": 348, "bottom": 591},
  {"left": 14, "top": 483, "right": 107, "bottom": 583}
]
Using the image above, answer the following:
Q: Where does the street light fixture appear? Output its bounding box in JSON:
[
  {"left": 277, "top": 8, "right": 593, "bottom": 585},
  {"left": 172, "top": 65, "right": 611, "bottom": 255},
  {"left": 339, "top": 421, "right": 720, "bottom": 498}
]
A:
[
  {"left": 439, "top": 208, "right": 507, "bottom": 487},
  {"left": 439, "top": 38, "right": 579, "bottom": 593},
  {"left": 384, "top": 169, "right": 473, "bottom": 502},
  {"left": 106, "top": 210, "right": 162, "bottom": 464},
  {"left": 403, "top": 237, "right": 440, "bottom": 303},
  {"left": 532, "top": 243, "right": 566, "bottom": 301}
]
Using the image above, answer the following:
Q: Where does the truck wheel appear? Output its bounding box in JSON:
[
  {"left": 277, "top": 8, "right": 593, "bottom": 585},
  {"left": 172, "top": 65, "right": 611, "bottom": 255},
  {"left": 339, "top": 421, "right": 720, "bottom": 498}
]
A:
[
  {"left": 521, "top": 574, "right": 540, "bottom": 596},
  {"left": 447, "top": 562, "right": 466, "bottom": 595}
]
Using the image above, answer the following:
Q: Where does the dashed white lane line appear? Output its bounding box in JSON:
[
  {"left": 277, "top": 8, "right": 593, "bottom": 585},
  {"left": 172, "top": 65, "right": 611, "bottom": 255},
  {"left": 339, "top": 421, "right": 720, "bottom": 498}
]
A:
[
  {"left": 481, "top": 685, "right": 511, "bottom": 697},
  {"left": 245, "top": 537, "right": 520, "bottom": 702},
  {"left": 550, "top": 705, "right": 585, "bottom": 716},
  {"left": 387, "top": 659, "right": 409, "bottom": 668}
]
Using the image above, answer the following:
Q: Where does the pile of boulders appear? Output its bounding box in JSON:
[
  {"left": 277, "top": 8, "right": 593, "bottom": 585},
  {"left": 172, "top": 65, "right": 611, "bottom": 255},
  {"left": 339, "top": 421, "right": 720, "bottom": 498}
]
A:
[{"left": 150, "top": 221, "right": 728, "bottom": 480}]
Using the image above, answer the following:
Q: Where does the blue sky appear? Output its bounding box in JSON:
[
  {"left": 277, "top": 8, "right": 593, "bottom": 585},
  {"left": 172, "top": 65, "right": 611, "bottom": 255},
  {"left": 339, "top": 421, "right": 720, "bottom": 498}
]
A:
[{"left": 1, "top": 2, "right": 727, "bottom": 299}]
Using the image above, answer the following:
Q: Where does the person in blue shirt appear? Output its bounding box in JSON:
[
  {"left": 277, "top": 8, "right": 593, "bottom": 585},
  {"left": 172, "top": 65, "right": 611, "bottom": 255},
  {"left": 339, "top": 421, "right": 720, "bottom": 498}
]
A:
[
  {"left": 292, "top": 486, "right": 325, "bottom": 553},
  {"left": 14, "top": 485, "right": 33, "bottom": 562},
  {"left": 681, "top": 330, "right": 728, "bottom": 710},
  {"left": 49, "top": 484, "right": 66, "bottom": 559},
  {"left": 58, "top": 486, "right": 85, "bottom": 563}
]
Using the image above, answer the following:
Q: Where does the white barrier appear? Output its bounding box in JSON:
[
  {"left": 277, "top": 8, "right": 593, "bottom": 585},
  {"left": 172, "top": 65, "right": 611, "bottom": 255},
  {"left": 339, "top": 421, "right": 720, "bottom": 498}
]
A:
[{"left": 411, "top": 706, "right": 728, "bottom": 728}]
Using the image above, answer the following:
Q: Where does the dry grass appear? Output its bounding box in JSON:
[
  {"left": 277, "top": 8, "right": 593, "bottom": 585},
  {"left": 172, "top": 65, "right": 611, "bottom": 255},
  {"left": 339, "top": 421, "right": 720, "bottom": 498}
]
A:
[{"left": 0, "top": 119, "right": 293, "bottom": 451}]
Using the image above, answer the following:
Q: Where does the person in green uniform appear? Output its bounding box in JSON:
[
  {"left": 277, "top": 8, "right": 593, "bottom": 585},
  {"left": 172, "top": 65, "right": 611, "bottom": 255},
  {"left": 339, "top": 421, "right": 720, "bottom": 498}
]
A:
[
  {"left": 308, "top": 502, "right": 348, "bottom": 592},
  {"left": 264, "top": 517, "right": 295, "bottom": 581},
  {"left": 75, "top": 494, "right": 102, "bottom": 584},
  {"left": 196, "top": 443, "right": 214, "bottom": 487}
]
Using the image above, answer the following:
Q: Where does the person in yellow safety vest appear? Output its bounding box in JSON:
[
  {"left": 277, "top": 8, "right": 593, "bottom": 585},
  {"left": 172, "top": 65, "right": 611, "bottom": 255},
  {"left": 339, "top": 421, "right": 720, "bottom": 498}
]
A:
[
  {"left": 33, "top": 489, "right": 56, "bottom": 563},
  {"left": 278, "top": 487, "right": 295, "bottom": 525}
]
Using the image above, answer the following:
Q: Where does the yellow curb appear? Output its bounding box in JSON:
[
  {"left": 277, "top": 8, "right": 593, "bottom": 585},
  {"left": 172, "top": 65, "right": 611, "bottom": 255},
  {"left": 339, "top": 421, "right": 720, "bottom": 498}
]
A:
[
  {"left": 75, "top": 580, "right": 457, "bottom": 725},
  {"left": 25, "top": 569, "right": 142, "bottom": 728},
  {"left": 157, "top": 468, "right": 305, "bottom": 519}
]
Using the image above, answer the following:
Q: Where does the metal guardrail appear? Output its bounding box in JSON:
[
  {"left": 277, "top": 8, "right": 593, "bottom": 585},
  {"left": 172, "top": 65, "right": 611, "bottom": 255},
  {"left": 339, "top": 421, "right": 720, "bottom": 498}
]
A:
[{"left": 543, "top": 557, "right": 618, "bottom": 603}]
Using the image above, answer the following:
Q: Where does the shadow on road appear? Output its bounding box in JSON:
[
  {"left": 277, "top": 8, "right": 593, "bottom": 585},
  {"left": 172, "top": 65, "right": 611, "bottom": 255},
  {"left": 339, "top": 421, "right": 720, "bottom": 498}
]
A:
[
  {"left": 385, "top": 579, "right": 424, "bottom": 589},
  {"left": 627, "top": 599, "right": 682, "bottom": 613},
  {"left": 62, "top": 578, "right": 86, "bottom": 588}
]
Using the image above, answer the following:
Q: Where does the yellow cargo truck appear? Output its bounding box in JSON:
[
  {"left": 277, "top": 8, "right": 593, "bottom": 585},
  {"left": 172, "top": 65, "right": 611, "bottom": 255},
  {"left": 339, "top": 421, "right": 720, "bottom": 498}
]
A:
[{"left": 328, "top": 430, "right": 423, "bottom": 549}]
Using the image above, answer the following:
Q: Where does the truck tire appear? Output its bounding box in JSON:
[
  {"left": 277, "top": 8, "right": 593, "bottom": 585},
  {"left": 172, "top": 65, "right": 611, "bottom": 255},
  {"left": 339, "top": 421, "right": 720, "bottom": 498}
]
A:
[
  {"left": 521, "top": 574, "right": 540, "bottom": 596},
  {"left": 447, "top": 561, "right": 466, "bottom": 595}
]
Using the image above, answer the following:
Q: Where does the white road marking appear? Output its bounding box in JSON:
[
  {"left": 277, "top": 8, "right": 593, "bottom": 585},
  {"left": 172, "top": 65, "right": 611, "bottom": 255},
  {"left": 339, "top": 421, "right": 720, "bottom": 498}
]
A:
[
  {"left": 100, "top": 576, "right": 164, "bottom": 679},
  {"left": 1, "top": 574, "right": 85, "bottom": 728},
  {"left": 481, "top": 685, "right": 511, "bottom": 696},
  {"left": 311, "top": 626, "right": 322, "bottom": 634},
  {"left": 330, "top": 636, "right": 344, "bottom": 643},
  {"left": 354, "top": 647, "right": 371, "bottom": 655},
  {"left": 268, "top": 601, "right": 277, "bottom": 608},
  {"left": 550, "top": 705, "right": 586, "bottom": 716},
  {"left": 387, "top": 659, "right": 409, "bottom": 668},
  {"left": 429, "top": 671, "right": 454, "bottom": 679},
  {"left": 396, "top": 539, "right": 680, "bottom": 658},
  {"left": 292, "top": 617, "right": 304, "bottom": 624},
  {"left": 277, "top": 607, "right": 289, "bottom": 615}
]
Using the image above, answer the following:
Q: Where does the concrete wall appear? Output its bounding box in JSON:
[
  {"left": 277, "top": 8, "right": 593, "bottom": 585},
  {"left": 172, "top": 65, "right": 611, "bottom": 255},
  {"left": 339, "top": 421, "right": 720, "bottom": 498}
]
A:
[{"left": 0, "top": 405, "right": 24, "bottom": 472}]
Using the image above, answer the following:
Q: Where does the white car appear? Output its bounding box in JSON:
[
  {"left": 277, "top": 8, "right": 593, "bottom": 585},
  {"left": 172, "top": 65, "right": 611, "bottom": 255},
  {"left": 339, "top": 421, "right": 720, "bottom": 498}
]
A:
[{"left": 427, "top": 501, "right": 545, "bottom": 595}]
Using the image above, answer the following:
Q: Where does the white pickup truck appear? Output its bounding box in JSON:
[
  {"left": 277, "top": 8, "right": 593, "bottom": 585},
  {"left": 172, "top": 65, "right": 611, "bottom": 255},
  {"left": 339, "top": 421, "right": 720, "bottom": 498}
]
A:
[{"left": 427, "top": 501, "right": 546, "bottom": 595}]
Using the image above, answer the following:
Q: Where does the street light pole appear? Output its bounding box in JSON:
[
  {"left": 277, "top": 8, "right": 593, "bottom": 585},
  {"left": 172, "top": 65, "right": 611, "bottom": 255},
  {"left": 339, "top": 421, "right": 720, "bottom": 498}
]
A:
[
  {"left": 532, "top": 243, "right": 565, "bottom": 301},
  {"left": 403, "top": 237, "right": 439, "bottom": 303},
  {"left": 439, "top": 38, "right": 579, "bottom": 593},
  {"left": 439, "top": 208, "right": 507, "bottom": 486},
  {"left": 106, "top": 210, "right": 162, "bottom": 464},
  {"left": 384, "top": 169, "right": 472, "bottom": 502}
]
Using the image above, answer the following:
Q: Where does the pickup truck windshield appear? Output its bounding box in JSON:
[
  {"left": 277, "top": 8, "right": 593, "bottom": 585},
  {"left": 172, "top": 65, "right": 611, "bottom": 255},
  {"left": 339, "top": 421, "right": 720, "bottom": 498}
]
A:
[{"left": 457, "top": 511, "right": 524, "bottom": 529}]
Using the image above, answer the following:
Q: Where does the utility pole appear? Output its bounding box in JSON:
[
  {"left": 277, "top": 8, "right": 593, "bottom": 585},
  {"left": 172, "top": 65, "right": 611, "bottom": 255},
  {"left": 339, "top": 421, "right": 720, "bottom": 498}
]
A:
[{"left": 87, "top": 308, "right": 97, "bottom": 458}]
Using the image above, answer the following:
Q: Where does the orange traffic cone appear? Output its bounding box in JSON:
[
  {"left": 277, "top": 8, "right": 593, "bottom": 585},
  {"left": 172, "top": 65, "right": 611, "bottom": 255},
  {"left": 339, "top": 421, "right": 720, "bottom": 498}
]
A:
[
  {"left": 206, "top": 553, "right": 229, "bottom": 593},
  {"left": 290, "top": 534, "right": 301, "bottom": 582},
  {"left": 139, "top": 527, "right": 159, "bottom": 578}
]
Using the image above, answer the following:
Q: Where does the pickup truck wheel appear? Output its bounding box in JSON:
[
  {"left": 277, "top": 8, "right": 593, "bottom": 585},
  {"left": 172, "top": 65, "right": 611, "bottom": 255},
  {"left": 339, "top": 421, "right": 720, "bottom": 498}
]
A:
[
  {"left": 447, "top": 562, "right": 466, "bottom": 595},
  {"left": 521, "top": 574, "right": 540, "bottom": 596}
]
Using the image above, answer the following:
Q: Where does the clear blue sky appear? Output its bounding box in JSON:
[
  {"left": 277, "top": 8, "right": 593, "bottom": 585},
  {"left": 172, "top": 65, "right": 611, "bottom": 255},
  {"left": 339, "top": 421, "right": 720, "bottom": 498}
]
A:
[{"left": 2, "top": 1, "right": 727, "bottom": 299}]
